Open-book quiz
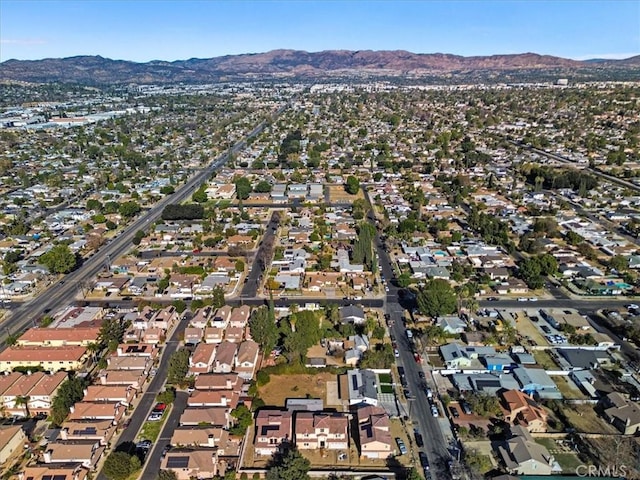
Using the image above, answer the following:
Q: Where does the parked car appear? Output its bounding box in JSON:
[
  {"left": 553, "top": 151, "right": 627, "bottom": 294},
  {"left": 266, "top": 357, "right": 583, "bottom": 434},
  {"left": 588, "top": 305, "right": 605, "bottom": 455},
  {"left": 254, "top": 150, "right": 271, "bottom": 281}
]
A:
[
  {"left": 449, "top": 406, "right": 460, "bottom": 418},
  {"left": 395, "top": 438, "right": 408, "bottom": 455},
  {"left": 414, "top": 430, "right": 424, "bottom": 447},
  {"left": 460, "top": 400, "right": 472, "bottom": 415}
]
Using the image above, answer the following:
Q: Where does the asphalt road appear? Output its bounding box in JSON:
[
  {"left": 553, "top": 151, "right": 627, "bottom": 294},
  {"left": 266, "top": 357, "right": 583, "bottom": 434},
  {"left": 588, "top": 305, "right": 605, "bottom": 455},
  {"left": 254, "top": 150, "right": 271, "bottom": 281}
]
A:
[
  {"left": 139, "top": 391, "right": 189, "bottom": 480},
  {"left": 0, "top": 108, "right": 285, "bottom": 348},
  {"left": 374, "top": 232, "right": 452, "bottom": 478},
  {"left": 95, "top": 315, "right": 189, "bottom": 480},
  {"left": 240, "top": 212, "right": 281, "bottom": 298}
]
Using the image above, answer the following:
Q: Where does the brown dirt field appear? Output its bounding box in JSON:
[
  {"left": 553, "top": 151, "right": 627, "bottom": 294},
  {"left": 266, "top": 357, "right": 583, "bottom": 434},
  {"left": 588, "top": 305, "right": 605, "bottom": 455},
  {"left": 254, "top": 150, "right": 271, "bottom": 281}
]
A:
[
  {"left": 257, "top": 373, "right": 336, "bottom": 407},
  {"left": 328, "top": 185, "right": 364, "bottom": 202}
]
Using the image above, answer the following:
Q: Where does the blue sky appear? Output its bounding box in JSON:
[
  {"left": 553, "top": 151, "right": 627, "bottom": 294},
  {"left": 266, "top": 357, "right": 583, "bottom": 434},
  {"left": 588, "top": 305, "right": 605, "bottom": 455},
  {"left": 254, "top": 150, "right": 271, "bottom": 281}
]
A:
[{"left": 1, "top": 1, "right": 638, "bottom": 62}]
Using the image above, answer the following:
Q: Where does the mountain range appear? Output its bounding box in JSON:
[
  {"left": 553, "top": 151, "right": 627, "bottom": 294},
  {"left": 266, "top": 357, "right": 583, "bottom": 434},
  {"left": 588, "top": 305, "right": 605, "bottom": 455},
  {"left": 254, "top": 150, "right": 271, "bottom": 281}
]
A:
[{"left": 0, "top": 49, "right": 638, "bottom": 84}]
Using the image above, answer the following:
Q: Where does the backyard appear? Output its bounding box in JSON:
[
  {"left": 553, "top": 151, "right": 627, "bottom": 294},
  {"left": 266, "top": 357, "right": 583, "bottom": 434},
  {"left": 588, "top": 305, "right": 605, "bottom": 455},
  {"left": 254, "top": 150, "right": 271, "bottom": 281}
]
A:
[{"left": 257, "top": 373, "right": 336, "bottom": 406}]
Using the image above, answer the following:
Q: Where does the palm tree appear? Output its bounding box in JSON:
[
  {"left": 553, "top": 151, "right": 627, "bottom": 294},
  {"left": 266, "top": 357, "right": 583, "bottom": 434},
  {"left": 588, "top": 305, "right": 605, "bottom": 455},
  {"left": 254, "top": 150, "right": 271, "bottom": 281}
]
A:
[
  {"left": 15, "top": 395, "right": 30, "bottom": 418},
  {"left": 86, "top": 342, "right": 101, "bottom": 364}
]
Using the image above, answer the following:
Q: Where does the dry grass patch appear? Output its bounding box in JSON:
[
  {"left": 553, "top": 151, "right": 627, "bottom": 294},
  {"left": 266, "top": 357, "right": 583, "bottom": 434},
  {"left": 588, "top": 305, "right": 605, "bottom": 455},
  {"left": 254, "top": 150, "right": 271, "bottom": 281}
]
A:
[
  {"left": 533, "top": 350, "right": 559, "bottom": 369},
  {"left": 328, "top": 185, "right": 364, "bottom": 202},
  {"left": 563, "top": 404, "right": 619, "bottom": 434},
  {"left": 257, "top": 373, "right": 336, "bottom": 407},
  {"left": 553, "top": 376, "right": 586, "bottom": 400}
]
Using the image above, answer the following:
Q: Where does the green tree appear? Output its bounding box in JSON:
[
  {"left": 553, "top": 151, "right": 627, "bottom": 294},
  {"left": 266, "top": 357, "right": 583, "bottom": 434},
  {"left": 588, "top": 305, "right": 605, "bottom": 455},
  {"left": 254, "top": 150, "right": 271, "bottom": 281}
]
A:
[
  {"left": 254, "top": 180, "right": 272, "bottom": 193},
  {"left": 118, "top": 201, "right": 141, "bottom": 218},
  {"left": 249, "top": 306, "right": 278, "bottom": 354},
  {"left": 417, "top": 279, "right": 457, "bottom": 317},
  {"left": 211, "top": 285, "right": 226, "bottom": 308},
  {"left": 192, "top": 186, "right": 208, "bottom": 203},
  {"left": 103, "top": 451, "right": 141, "bottom": 480},
  {"left": 50, "top": 376, "right": 86, "bottom": 426},
  {"left": 167, "top": 348, "right": 190, "bottom": 384},
  {"left": 265, "top": 446, "right": 311, "bottom": 480},
  {"left": 40, "top": 244, "right": 77, "bottom": 274},
  {"left": 235, "top": 177, "right": 252, "bottom": 200},
  {"left": 172, "top": 299, "right": 187, "bottom": 314},
  {"left": 344, "top": 175, "right": 360, "bottom": 195},
  {"left": 610, "top": 255, "right": 629, "bottom": 272},
  {"left": 230, "top": 404, "right": 253, "bottom": 435},
  {"left": 157, "top": 387, "right": 176, "bottom": 404}
]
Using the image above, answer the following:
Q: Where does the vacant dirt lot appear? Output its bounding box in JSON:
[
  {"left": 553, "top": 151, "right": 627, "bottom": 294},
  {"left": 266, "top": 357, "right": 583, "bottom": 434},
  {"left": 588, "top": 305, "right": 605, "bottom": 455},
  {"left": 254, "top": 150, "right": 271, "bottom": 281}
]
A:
[
  {"left": 258, "top": 373, "right": 336, "bottom": 407},
  {"left": 328, "top": 184, "right": 364, "bottom": 202}
]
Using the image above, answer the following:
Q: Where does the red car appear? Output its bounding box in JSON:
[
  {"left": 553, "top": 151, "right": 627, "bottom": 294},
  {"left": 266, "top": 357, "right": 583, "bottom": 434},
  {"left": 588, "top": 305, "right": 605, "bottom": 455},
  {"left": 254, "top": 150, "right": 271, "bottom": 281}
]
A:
[
  {"left": 414, "top": 353, "right": 422, "bottom": 363},
  {"left": 154, "top": 403, "right": 167, "bottom": 412}
]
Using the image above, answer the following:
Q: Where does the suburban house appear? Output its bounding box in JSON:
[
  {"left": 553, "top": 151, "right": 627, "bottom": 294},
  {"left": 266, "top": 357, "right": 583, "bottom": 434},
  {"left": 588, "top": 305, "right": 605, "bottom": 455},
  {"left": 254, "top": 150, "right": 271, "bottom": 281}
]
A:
[
  {"left": 43, "top": 441, "right": 105, "bottom": 470},
  {"left": 187, "top": 390, "right": 239, "bottom": 409},
  {"left": 0, "top": 372, "right": 67, "bottom": 417},
  {"left": 513, "top": 368, "right": 562, "bottom": 399},
  {"left": 344, "top": 369, "right": 378, "bottom": 406},
  {"left": 170, "top": 427, "right": 233, "bottom": 451},
  {"left": 0, "top": 346, "right": 88, "bottom": 373},
  {"left": 500, "top": 390, "right": 548, "bottom": 432},
  {"left": 340, "top": 306, "right": 365, "bottom": 324},
  {"left": 602, "top": 392, "right": 640, "bottom": 435},
  {"left": 356, "top": 405, "right": 392, "bottom": 459},
  {"left": 436, "top": 316, "right": 467, "bottom": 334},
  {"left": 213, "top": 342, "right": 238, "bottom": 374},
  {"left": 82, "top": 385, "right": 137, "bottom": 406},
  {"left": 59, "top": 419, "right": 116, "bottom": 445},
  {"left": 194, "top": 373, "right": 243, "bottom": 392},
  {"left": 20, "top": 465, "right": 89, "bottom": 480},
  {"left": 189, "top": 344, "right": 217, "bottom": 376},
  {"left": 0, "top": 425, "right": 26, "bottom": 464},
  {"left": 498, "top": 426, "right": 556, "bottom": 475},
  {"left": 15, "top": 327, "right": 100, "bottom": 347},
  {"left": 294, "top": 412, "right": 349, "bottom": 450},
  {"left": 440, "top": 343, "right": 497, "bottom": 369},
  {"left": 254, "top": 410, "right": 293, "bottom": 456},
  {"left": 235, "top": 340, "right": 260, "bottom": 380},
  {"left": 67, "top": 401, "right": 126, "bottom": 424},
  {"left": 180, "top": 407, "right": 231, "bottom": 428},
  {"left": 161, "top": 449, "right": 220, "bottom": 480}
]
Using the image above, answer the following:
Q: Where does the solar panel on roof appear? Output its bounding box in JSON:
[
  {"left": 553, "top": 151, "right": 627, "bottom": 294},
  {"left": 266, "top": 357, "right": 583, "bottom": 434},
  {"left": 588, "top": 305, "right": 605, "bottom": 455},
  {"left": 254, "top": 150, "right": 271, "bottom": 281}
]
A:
[
  {"left": 72, "top": 427, "right": 97, "bottom": 435},
  {"left": 53, "top": 475, "right": 67, "bottom": 480},
  {"left": 167, "top": 456, "right": 190, "bottom": 468}
]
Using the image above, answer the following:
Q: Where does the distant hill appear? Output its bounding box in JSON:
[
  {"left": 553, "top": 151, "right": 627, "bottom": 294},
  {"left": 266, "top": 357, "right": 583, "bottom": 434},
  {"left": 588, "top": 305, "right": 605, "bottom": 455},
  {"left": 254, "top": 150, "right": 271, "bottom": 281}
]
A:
[{"left": 0, "top": 49, "right": 637, "bottom": 84}]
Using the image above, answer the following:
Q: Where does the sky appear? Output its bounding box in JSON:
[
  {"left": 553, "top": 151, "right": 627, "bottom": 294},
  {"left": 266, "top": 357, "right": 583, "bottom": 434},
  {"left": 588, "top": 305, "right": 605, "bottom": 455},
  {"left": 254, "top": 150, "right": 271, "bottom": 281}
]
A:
[{"left": 1, "top": 0, "right": 639, "bottom": 62}]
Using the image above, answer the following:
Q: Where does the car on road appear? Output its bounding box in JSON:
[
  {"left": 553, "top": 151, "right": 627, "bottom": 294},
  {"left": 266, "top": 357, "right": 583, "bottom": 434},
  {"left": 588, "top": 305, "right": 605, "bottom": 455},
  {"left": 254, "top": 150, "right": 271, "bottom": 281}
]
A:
[
  {"left": 529, "top": 297, "right": 538, "bottom": 302},
  {"left": 395, "top": 438, "right": 408, "bottom": 455},
  {"left": 487, "top": 297, "right": 499, "bottom": 301},
  {"left": 394, "top": 349, "right": 400, "bottom": 358},
  {"left": 414, "top": 353, "right": 422, "bottom": 363},
  {"left": 425, "top": 388, "right": 433, "bottom": 399},
  {"left": 518, "top": 297, "right": 528, "bottom": 302},
  {"left": 418, "top": 371, "right": 425, "bottom": 380},
  {"left": 431, "top": 405, "right": 439, "bottom": 417}
]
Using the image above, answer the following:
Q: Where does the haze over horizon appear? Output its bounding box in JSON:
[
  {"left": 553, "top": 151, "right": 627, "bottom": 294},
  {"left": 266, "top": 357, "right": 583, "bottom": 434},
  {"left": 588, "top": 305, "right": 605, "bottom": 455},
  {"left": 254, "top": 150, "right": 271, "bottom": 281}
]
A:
[{"left": 1, "top": 0, "right": 638, "bottom": 63}]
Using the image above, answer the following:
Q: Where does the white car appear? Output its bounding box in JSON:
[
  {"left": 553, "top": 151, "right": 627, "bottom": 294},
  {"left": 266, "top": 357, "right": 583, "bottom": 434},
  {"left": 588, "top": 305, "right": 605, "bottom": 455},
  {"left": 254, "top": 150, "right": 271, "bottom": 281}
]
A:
[{"left": 517, "top": 297, "right": 528, "bottom": 302}]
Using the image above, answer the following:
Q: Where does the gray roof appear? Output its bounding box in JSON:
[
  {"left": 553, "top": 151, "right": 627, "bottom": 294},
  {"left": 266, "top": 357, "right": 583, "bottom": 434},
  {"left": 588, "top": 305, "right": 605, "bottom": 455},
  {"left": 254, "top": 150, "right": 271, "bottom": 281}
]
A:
[
  {"left": 340, "top": 305, "right": 365, "bottom": 321},
  {"left": 347, "top": 369, "right": 378, "bottom": 403}
]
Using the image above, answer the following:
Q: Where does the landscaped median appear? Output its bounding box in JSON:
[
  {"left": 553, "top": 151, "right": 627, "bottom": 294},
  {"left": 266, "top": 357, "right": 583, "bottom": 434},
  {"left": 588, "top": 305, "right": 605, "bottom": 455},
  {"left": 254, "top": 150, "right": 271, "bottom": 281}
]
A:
[{"left": 138, "top": 403, "right": 172, "bottom": 442}]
